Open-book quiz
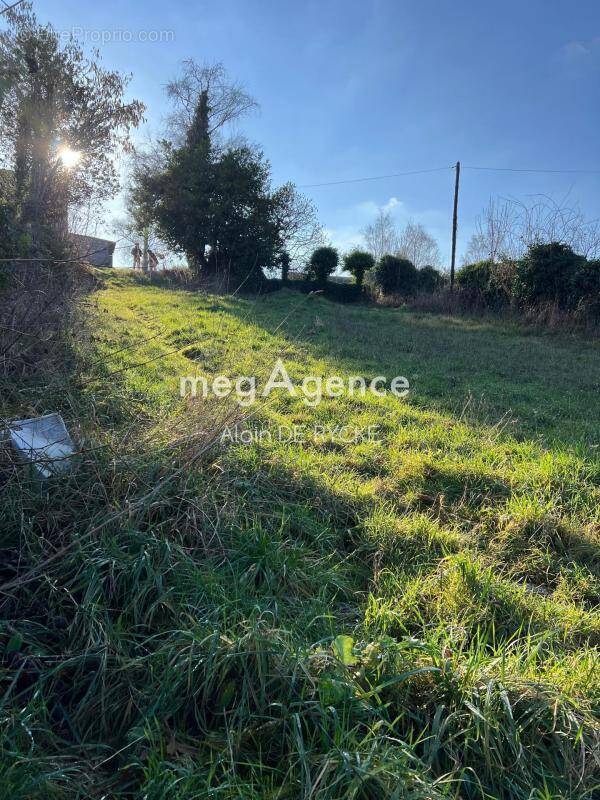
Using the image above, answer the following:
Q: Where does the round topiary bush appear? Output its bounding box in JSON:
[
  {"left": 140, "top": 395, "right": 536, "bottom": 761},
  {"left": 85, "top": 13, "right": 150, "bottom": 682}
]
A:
[
  {"left": 343, "top": 249, "right": 375, "bottom": 289},
  {"left": 307, "top": 246, "right": 339, "bottom": 288},
  {"left": 370, "top": 255, "right": 418, "bottom": 296}
]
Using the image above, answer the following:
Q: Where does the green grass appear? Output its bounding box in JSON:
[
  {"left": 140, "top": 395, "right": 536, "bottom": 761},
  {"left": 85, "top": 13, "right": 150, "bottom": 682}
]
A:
[{"left": 1, "top": 271, "right": 598, "bottom": 799}]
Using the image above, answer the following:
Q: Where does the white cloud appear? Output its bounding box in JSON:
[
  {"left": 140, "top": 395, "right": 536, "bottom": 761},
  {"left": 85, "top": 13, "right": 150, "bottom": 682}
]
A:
[
  {"left": 323, "top": 225, "right": 365, "bottom": 253},
  {"left": 561, "top": 37, "right": 600, "bottom": 61},
  {"left": 353, "top": 196, "right": 404, "bottom": 219},
  {"left": 325, "top": 196, "right": 448, "bottom": 260},
  {"left": 383, "top": 196, "right": 400, "bottom": 212}
]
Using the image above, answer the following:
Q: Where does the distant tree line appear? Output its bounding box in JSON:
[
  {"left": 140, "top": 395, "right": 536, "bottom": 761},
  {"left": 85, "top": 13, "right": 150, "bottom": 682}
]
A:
[
  {"left": 291, "top": 234, "right": 599, "bottom": 327},
  {"left": 279, "top": 208, "right": 446, "bottom": 302},
  {"left": 363, "top": 210, "right": 442, "bottom": 268},
  {"left": 286, "top": 242, "right": 444, "bottom": 304}
]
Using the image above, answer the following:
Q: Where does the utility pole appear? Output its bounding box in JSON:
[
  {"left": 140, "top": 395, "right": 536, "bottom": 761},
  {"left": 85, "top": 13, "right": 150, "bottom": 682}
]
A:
[{"left": 450, "top": 161, "right": 460, "bottom": 291}]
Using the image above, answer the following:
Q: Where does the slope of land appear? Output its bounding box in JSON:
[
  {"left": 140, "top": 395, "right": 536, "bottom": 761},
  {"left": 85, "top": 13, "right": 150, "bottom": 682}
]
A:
[{"left": 1, "top": 271, "right": 599, "bottom": 799}]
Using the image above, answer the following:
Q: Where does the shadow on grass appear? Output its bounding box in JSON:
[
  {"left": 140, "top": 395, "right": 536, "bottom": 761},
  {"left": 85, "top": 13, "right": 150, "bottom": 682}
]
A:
[{"left": 225, "top": 290, "right": 600, "bottom": 454}]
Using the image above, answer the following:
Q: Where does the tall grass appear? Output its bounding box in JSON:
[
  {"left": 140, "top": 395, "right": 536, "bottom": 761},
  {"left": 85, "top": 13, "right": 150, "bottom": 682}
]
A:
[
  {"left": 1, "top": 274, "right": 598, "bottom": 798},
  {"left": 405, "top": 289, "right": 600, "bottom": 337}
]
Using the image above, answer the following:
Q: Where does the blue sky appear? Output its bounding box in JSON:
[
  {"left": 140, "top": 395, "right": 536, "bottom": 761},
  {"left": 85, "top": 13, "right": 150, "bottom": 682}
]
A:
[{"left": 11, "top": 0, "right": 600, "bottom": 263}]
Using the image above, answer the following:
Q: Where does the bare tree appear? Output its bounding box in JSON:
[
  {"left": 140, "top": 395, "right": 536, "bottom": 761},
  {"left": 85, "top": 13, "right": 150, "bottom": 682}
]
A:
[
  {"left": 517, "top": 196, "right": 600, "bottom": 258},
  {"left": 396, "top": 221, "right": 441, "bottom": 267},
  {"left": 483, "top": 198, "right": 519, "bottom": 261},
  {"left": 363, "top": 209, "right": 399, "bottom": 262},
  {"left": 118, "top": 133, "right": 192, "bottom": 271},
  {"left": 462, "top": 198, "right": 519, "bottom": 264},
  {"left": 272, "top": 182, "right": 324, "bottom": 269},
  {"left": 463, "top": 195, "right": 600, "bottom": 264},
  {"left": 165, "top": 60, "right": 258, "bottom": 147},
  {"left": 462, "top": 232, "right": 489, "bottom": 265}
]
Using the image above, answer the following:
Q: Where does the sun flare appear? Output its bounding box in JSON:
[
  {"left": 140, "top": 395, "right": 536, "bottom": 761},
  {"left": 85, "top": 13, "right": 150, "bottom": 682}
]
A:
[{"left": 57, "top": 146, "right": 81, "bottom": 169}]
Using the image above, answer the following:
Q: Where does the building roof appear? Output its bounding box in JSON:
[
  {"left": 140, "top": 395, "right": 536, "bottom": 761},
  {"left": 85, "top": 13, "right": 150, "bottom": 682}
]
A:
[{"left": 69, "top": 233, "right": 116, "bottom": 258}]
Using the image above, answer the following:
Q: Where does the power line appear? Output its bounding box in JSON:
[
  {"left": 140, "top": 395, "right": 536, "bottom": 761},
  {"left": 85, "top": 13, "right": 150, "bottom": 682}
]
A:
[
  {"left": 463, "top": 165, "right": 600, "bottom": 175},
  {"left": 298, "top": 166, "right": 453, "bottom": 188},
  {"left": 297, "top": 163, "right": 600, "bottom": 189},
  {"left": 1, "top": 0, "right": 25, "bottom": 15}
]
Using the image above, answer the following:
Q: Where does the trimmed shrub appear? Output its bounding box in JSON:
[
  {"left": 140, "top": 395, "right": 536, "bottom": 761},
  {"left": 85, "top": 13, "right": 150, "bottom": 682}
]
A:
[
  {"left": 343, "top": 249, "right": 374, "bottom": 289},
  {"left": 417, "top": 265, "right": 446, "bottom": 293},
  {"left": 307, "top": 246, "right": 339, "bottom": 288},
  {"left": 513, "top": 242, "right": 585, "bottom": 309},
  {"left": 395, "top": 258, "right": 419, "bottom": 295},
  {"left": 369, "top": 254, "right": 418, "bottom": 296}
]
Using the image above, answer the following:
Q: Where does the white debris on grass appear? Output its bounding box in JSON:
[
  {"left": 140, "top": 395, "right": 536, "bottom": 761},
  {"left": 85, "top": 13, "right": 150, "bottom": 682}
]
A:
[{"left": 5, "top": 413, "right": 76, "bottom": 478}]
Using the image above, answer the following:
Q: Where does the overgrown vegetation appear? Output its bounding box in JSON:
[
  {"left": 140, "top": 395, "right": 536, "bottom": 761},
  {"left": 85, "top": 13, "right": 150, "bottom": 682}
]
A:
[
  {"left": 452, "top": 244, "right": 600, "bottom": 325},
  {"left": 0, "top": 259, "right": 92, "bottom": 375},
  {"left": 513, "top": 243, "right": 590, "bottom": 310},
  {"left": 361, "top": 243, "right": 599, "bottom": 332},
  {"left": 1, "top": 273, "right": 598, "bottom": 798},
  {"left": 0, "top": 2, "right": 143, "bottom": 375}
]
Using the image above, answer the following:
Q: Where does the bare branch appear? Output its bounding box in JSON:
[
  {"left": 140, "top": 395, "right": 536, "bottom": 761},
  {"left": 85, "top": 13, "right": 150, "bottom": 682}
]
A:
[
  {"left": 396, "top": 220, "right": 441, "bottom": 268},
  {"left": 464, "top": 195, "right": 600, "bottom": 264},
  {"left": 362, "top": 210, "right": 399, "bottom": 262},
  {"left": 165, "top": 60, "right": 258, "bottom": 146}
]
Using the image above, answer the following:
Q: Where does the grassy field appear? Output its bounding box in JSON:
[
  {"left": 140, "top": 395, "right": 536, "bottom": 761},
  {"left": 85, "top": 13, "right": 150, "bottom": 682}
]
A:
[{"left": 1, "top": 271, "right": 599, "bottom": 799}]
